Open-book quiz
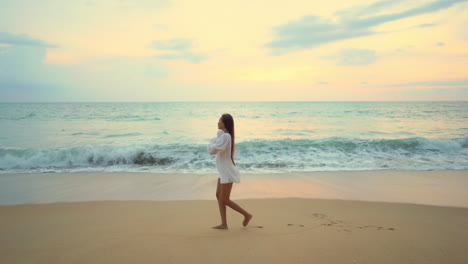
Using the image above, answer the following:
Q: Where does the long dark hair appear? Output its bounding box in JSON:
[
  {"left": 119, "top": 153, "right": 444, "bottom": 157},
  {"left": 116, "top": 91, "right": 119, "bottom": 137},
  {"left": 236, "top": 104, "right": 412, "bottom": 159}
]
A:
[{"left": 221, "top": 113, "right": 236, "bottom": 166}]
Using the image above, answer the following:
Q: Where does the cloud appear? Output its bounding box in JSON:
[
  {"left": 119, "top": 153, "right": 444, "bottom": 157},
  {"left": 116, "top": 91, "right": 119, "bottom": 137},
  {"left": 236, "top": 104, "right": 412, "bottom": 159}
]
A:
[
  {"left": 436, "top": 42, "right": 445, "bottom": 46},
  {"left": 0, "top": 40, "right": 62, "bottom": 101},
  {"left": 373, "top": 78, "right": 468, "bottom": 88},
  {"left": 154, "top": 52, "right": 208, "bottom": 64},
  {"left": 380, "top": 87, "right": 468, "bottom": 100},
  {"left": 416, "top": 23, "right": 438, "bottom": 28},
  {"left": 0, "top": 32, "right": 58, "bottom": 48},
  {"left": 0, "top": 33, "right": 58, "bottom": 86},
  {"left": 265, "top": 0, "right": 467, "bottom": 55},
  {"left": 0, "top": 32, "right": 168, "bottom": 102},
  {"left": 149, "top": 38, "right": 209, "bottom": 63},
  {"left": 148, "top": 38, "right": 192, "bottom": 51},
  {"left": 334, "top": 0, "right": 403, "bottom": 19},
  {"left": 321, "top": 48, "right": 378, "bottom": 66},
  {"left": 317, "top": 81, "right": 329, "bottom": 85}
]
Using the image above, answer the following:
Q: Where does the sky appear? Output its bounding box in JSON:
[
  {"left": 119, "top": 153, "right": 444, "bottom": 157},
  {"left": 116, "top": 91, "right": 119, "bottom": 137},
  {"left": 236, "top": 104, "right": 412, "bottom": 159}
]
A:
[{"left": 0, "top": 0, "right": 467, "bottom": 102}]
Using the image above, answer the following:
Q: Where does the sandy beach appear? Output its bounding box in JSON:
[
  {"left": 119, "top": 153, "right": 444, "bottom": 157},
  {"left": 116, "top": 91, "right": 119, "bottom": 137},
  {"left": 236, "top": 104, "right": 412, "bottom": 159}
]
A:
[
  {"left": 1, "top": 198, "right": 468, "bottom": 264},
  {"left": 1, "top": 170, "right": 468, "bottom": 263}
]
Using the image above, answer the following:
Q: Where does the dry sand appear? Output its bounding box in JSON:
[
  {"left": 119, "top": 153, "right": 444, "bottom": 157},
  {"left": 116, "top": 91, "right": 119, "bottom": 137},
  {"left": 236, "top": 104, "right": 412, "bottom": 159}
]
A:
[{"left": 1, "top": 198, "right": 467, "bottom": 263}]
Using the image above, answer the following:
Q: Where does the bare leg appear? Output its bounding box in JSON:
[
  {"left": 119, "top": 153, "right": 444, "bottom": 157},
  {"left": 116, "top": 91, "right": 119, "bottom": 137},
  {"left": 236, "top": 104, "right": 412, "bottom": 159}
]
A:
[
  {"left": 225, "top": 199, "right": 253, "bottom": 227},
  {"left": 213, "top": 180, "right": 253, "bottom": 229},
  {"left": 213, "top": 179, "right": 228, "bottom": 229}
]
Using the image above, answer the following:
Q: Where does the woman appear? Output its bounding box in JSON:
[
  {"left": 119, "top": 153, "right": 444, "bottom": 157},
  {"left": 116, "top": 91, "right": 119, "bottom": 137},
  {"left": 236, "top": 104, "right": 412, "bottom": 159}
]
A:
[{"left": 208, "top": 113, "right": 252, "bottom": 230}]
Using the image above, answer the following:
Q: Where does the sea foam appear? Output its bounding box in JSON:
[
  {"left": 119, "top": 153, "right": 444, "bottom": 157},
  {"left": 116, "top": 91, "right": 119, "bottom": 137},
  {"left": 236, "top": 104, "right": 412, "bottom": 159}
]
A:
[{"left": 1, "top": 136, "right": 466, "bottom": 173}]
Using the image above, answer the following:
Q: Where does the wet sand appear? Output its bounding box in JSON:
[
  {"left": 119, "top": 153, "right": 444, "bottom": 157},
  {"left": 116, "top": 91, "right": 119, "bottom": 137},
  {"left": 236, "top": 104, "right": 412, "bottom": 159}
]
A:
[{"left": 1, "top": 170, "right": 467, "bottom": 207}]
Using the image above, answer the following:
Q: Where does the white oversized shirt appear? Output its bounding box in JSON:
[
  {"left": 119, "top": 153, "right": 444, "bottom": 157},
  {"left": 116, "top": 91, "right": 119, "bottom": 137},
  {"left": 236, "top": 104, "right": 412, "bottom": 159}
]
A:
[{"left": 207, "top": 130, "right": 240, "bottom": 184}]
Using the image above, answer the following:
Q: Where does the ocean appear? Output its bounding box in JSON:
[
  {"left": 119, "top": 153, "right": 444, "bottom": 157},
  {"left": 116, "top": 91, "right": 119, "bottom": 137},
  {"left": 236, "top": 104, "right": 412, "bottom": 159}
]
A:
[{"left": 1, "top": 101, "right": 467, "bottom": 174}]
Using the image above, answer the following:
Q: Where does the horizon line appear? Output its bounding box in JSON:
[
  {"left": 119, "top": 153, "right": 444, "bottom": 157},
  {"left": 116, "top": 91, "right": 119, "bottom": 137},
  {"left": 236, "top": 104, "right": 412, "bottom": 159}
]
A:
[{"left": 1, "top": 100, "right": 467, "bottom": 103}]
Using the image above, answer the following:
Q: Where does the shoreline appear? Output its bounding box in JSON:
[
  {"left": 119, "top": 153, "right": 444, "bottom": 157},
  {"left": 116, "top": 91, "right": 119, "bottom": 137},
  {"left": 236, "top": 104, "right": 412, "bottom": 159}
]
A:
[
  {"left": 1, "top": 169, "right": 467, "bottom": 208},
  {"left": 0, "top": 197, "right": 465, "bottom": 210},
  {"left": 1, "top": 198, "right": 467, "bottom": 263}
]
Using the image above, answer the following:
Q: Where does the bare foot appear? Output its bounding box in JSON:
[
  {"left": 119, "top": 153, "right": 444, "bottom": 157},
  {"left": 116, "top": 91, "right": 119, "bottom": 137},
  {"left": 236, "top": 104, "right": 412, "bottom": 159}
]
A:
[
  {"left": 212, "top": 224, "right": 228, "bottom": 230},
  {"left": 243, "top": 214, "right": 253, "bottom": 227}
]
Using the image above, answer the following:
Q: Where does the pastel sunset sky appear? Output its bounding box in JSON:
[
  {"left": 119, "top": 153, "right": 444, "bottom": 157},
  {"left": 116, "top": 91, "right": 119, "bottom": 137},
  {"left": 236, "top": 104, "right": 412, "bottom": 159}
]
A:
[{"left": 1, "top": 0, "right": 467, "bottom": 101}]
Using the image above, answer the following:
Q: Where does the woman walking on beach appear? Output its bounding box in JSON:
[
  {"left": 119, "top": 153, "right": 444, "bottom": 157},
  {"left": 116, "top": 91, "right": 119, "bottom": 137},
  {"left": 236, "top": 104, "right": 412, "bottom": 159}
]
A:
[{"left": 208, "top": 113, "right": 252, "bottom": 229}]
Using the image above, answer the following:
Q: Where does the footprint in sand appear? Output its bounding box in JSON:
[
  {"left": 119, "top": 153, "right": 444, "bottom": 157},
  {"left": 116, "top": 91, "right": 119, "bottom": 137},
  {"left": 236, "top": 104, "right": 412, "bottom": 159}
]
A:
[
  {"left": 311, "top": 213, "right": 327, "bottom": 219},
  {"left": 287, "top": 224, "right": 305, "bottom": 227},
  {"left": 313, "top": 216, "right": 397, "bottom": 232},
  {"left": 356, "top": 225, "right": 396, "bottom": 231},
  {"left": 322, "top": 221, "right": 339, "bottom": 227}
]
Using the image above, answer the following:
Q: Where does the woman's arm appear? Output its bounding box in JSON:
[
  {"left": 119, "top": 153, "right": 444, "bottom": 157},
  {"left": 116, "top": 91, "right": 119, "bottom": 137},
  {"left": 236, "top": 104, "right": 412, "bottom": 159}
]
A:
[{"left": 207, "top": 133, "right": 230, "bottom": 155}]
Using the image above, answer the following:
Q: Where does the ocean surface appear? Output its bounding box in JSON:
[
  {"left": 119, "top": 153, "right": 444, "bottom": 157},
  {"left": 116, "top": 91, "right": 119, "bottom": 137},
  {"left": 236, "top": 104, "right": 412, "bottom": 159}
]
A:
[{"left": 0, "top": 101, "right": 467, "bottom": 174}]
